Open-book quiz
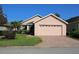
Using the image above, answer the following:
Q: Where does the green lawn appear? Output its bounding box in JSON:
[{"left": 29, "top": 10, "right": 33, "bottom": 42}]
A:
[{"left": 0, "top": 34, "right": 42, "bottom": 46}]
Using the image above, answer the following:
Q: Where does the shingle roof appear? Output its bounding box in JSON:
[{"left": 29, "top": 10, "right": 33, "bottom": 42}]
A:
[
  {"left": 34, "top": 13, "right": 68, "bottom": 24},
  {"left": 21, "top": 14, "right": 42, "bottom": 24},
  {"left": 66, "top": 16, "right": 79, "bottom": 23}
]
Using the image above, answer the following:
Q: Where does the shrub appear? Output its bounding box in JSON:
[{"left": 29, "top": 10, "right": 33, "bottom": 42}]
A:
[
  {"left": 0, "top": 31, "right": 7, "bottom": 36},
  {"left": 0, "top": 31, "right": 3, "bottom": 36},
  {"left": 16, "top": 30, "right": 22, "bottom": 34},
  {"left": 3, "top": 31, "right": 16, "bottom": 39},
  {"left": 20, "top": 29, "right": 29, "bottom": 34},
  {"left": 15, "top": 29, "right": 27, "bottom": 34},
  {"left": 69, "top": 30, "right": 79, "bottom": 38}
]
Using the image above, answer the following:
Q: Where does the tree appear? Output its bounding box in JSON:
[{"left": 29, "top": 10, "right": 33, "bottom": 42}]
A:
[
  {"left": 54, "top": 13, "right": 60, "bottom": 17},
  {"left": 10, "top": 21, "right": 21, "bottom": 31},
  {"left": 0, "top": 5, "right": 7, "bottom": 25}
]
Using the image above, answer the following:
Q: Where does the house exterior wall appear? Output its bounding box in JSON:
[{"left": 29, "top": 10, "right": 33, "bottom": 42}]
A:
[
  {"left": 0, "top": 26, "right": 8, "bottom": 31},
  {"left": 34, "top": 16, "right": 67, "bottom": 36}
]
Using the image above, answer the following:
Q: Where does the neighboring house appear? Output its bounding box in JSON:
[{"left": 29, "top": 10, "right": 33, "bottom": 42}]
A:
[
  {"left": 67, "top": 16, "right": 79, "bottom": 32},
  {"left": 0, "top": 25, "right": 8, "bottom": 31},
  {"left": 21, "top": 14, "right": 68, "bottom": 36}
]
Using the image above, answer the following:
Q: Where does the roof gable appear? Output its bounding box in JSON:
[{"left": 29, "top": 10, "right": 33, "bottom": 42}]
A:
[
  {"left": 34, "top": 14, "right": 68, "bottom": 24},
  {"left": 21, "top": 14, "right": 42, "bottom": 24}
]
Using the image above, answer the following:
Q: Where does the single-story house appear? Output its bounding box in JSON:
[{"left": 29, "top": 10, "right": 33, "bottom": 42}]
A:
[
  {"left": 21, "top": 14, "right": 68, "bottom": 36},
  {"left": 0, "top": 24, "right": 8, "bottom": 31},
  {"left": 67, "top": 16, "right": 79, "bottom": 32}
]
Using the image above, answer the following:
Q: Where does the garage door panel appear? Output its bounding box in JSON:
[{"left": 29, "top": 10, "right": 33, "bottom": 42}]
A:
[{"left": 39, "top": 25, "right": 62, "bottom": 36}]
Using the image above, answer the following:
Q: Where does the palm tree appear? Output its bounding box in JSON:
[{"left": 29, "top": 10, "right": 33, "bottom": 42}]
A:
[{"left": 10, "top": 21, "right": 21, "bottom": 31}]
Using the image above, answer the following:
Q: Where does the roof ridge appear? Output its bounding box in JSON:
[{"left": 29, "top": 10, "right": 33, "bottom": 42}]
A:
[{"left": 34, "top": 13, "right": 68, "bottom": 24}]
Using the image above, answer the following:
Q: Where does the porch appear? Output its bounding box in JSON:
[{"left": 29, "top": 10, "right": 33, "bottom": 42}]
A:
[{"left": 22, "top": 22, "right": 34, "bottom": 35}]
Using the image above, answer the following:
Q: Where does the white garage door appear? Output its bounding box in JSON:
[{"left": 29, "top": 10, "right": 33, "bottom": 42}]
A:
[{"left": 39, "top": 25, "right": 62, "bottom": 36}]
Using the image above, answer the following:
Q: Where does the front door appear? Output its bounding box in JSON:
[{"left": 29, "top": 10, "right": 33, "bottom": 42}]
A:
[{"left": 29, "top": 24, "right": 34, "bottom": 35}]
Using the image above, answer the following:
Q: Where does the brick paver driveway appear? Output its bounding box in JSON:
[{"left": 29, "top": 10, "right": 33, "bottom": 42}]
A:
[{"left": 35, "top": 36, "right": 79, "bottom": 48}]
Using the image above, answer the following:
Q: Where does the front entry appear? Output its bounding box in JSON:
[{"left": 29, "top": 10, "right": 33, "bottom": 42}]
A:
[{"left": 29, "top": 24, "right": 34, "bottom": 35}]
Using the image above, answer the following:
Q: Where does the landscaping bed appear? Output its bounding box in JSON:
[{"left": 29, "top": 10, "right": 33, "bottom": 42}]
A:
[{"left": 0, "top": 34, "right": 42, "bottom": 46}]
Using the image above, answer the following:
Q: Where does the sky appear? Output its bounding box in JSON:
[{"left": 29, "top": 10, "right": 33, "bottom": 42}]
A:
[{"left": 2, "top": 4, "right": 79, "bottom": 22}]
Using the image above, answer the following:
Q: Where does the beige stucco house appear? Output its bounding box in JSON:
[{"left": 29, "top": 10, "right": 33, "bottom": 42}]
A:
[{"left": 21, "top": 14, "right": 68, "bottom": 36}]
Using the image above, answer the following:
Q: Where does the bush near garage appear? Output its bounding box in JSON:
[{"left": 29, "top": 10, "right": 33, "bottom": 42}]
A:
[{"left": 69, "top": 30, "right": 79, "bottom": 38}]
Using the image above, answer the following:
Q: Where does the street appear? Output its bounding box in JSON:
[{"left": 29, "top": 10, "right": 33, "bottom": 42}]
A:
[{"left": 0, "top": 47, "right": 79, "bottom": 54}]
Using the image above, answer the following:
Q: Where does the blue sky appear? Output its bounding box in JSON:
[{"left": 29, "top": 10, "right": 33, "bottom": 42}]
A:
[{"left": 2, "top": 4, "right": 79, "bottom": 22}]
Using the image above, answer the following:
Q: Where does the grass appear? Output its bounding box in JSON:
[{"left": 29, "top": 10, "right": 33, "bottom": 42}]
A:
[{"left": 0, "top": 34, "right": 42, "bottom": 46}]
